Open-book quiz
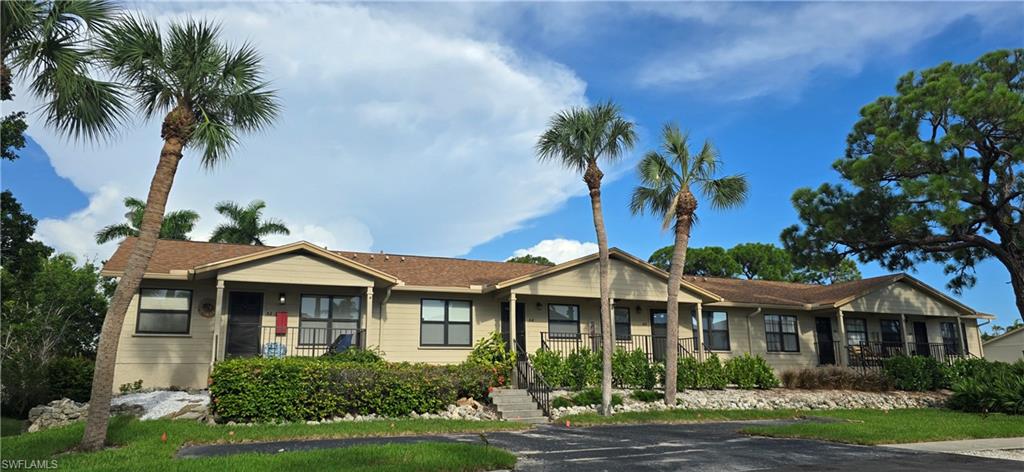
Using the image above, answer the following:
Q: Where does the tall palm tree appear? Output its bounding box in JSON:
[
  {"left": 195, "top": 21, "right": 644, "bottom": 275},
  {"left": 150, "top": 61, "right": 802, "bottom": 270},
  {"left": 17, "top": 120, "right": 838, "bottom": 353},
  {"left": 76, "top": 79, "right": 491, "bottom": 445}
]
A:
[
  {"left": 537, "top": 102, "right": 636, "bottom": 415},
  {"left": 80, "top": 17, "right": 279, "bottom": 451},
  {"left": 209, "top": 199, "right": 290, "bottom": 245},
  {"left": 95, "top": 197, "right": 199, "bottom": 243},
  {"left": 1, "top": 0, "right": 124, "bottom": 138},
  {"left": 630, "top": 124, "right": 748, "bottom": 405}
]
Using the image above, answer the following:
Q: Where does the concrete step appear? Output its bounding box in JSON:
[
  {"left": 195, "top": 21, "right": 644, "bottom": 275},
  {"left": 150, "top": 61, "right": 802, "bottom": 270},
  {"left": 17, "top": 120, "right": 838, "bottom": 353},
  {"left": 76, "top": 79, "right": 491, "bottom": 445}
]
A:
[
  {"left": 491, "top": 400, "right": 537, "bottom": 409},
  {"left": 498, "top": 406, "right": 543, "bottom": 416},
  {"left": 503, "top": 415, "right": 548, "bottom": 424},
  {"left": 488, "top": 389, "right": 530, "bottom": 397}
]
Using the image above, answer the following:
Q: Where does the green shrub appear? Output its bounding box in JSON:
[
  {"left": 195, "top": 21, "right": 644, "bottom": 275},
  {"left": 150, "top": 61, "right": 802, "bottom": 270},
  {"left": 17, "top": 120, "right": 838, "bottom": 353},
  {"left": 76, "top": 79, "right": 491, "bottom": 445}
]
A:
[
  {"left": 553, "top": 387, "right": 624, "bottom": 408},
  {"left": 675, "top": 356, "right": 701, "bottom": 389},
  {"left": 672, "top": 355, "right": 728, "bottom": 390},
  {"left": 551, "top": 396, "right": 574, "bottom": 409},
  {"left": 697, "top": 354, "right": 728, "bottom": 389},
  {"left": 724, "top": 354, "right": 778, "bottom": 389},
  {"left": 564, "top": 349, "right": 601, "bottom": 391},
  {"left": 630, "top": 389, "right": 662, "bottom": 403},
  {"left": 209, "top": 357, "right": 500, "bottom": 422},
  {"left": 612, "top": 348, "right": 657, "bottom": 389},
  {"left": 325, "top": 347, "right": 385, "bottom": 364},
  {"left": 780, "top": 366, "right": 893, "bottom": 391},
  {"left": 45, "top": 357, "right": 94, "bottom": 402},
  {"left": 530, "top": 349, "right": 566, "bottom": 388},
  {"left": 883, "top": 356, "right": 946, "bottom": 391},
  {"left": 465, "top": 332, "right": 516, "bottom": 383},
  {"left": 948, "top": 365, "right": 1024, "bottom": 415}
]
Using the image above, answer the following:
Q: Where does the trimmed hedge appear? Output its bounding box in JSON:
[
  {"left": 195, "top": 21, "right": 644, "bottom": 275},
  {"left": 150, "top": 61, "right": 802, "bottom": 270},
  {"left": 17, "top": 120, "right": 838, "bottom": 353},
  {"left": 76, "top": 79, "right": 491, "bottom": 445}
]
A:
[
  {"left": 724, "top": 354, "right": 779, "bottom": 389},
  {"left": 882, "top": 356, "right": 946, "bottom": 391},
  {"left": 612, "top": 348, "right": 658, "bottom": 390},
  {"left": 209, "top": 357, "right": 500, "bottom": 422},
  {"left": 672, "top": 354, "right": 728, "bottom": 390}
]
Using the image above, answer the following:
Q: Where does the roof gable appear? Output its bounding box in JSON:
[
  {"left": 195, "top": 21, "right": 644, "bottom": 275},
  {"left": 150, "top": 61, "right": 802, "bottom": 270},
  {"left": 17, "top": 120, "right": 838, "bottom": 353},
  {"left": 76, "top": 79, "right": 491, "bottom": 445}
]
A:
[
  {"left": 493, "top": 248, "right": 722, "bottom": 302},
  {"left": 193, "top": 241, "right": 399, "bottom": 283}
]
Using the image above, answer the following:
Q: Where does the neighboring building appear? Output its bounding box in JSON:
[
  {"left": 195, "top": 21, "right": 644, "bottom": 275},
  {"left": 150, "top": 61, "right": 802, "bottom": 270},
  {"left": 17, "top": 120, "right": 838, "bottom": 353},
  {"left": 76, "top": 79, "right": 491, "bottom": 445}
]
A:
[
  {"left": 101, "top": 238, "right": 992, "bottom": 390},
  {"left": 983, "top": 328, "right": 1024, "bottom": 362}
]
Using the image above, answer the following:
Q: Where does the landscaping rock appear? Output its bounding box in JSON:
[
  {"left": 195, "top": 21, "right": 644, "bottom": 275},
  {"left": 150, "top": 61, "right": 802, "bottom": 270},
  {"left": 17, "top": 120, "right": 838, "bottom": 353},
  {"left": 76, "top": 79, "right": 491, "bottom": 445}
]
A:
[
  {"left": 25, "top": 390, "right": 213, "bottom": 433},
  {"left": 550, "top": 388, "right": 950, "bottom": 419}
]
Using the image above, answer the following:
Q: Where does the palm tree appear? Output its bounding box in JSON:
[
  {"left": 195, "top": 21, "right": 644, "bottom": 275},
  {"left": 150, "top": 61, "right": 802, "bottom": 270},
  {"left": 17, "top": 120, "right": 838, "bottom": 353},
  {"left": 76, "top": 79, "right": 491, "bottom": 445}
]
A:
[
  {"left": 95, "top": 197, "right": 199, "bottom": 243},
  {"left": 630, "top": 124, "right": 748, "bottom": 405},
  {"left": 209, "top": 200, "right": 290, "bottom": 245},
  {"left": 80, "top": 17, "right": 278, "bottom": 451},
  {"left": 537, "top": 102, "right": 636, "bottom": 415},
  {"left": 1, "top": 0, "right": 124, "bottom": 138}
]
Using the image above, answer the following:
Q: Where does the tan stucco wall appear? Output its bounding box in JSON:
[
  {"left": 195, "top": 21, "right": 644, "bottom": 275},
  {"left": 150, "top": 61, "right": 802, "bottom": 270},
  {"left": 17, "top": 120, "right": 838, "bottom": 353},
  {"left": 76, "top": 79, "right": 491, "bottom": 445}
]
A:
[
  {"left": 511, "top": 258, "right": 703, "bottom": 303},
  {"left": 841, "top": 282, "right": 960, "bottom": 317},
  {"left": 219, "top": 253, "right": 374, "bottom": 286},
  {"left": 984, "top": 329, "right": 1024, "bottom": 362},
  {"left": 365, "top": 290, "right": 501, "bottom": 364},
  {"left": 113, "top": 279, "right": 216, "bottom": 391}
]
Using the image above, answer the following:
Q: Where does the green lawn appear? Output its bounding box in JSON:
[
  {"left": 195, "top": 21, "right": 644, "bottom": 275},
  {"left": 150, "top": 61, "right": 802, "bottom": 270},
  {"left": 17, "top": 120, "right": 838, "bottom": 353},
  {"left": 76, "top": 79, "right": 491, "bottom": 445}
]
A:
[
  {"left": 0, "top": 416, "right": 525, "bottom": 471},
  {"left": 560, "top": 408, "right": 804, "bottom": 426},
  {"left": 742, "top": 409, "right": 1024, "bottom": 445}
]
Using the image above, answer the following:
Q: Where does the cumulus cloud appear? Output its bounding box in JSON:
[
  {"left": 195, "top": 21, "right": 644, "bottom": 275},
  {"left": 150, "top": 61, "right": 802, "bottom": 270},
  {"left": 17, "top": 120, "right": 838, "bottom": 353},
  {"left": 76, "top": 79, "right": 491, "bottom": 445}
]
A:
[
  {"left": 511, "top": 238, "right": 598, "bottom": 264},
  {"left": 634, "top": 2, "right": 1017, "bottom": 99},
  {"left": 36, "top": 185, "right": 125, "bottom": 261},
  {"left": 15, "top": 2, "right": 588, "bottom": 259}
]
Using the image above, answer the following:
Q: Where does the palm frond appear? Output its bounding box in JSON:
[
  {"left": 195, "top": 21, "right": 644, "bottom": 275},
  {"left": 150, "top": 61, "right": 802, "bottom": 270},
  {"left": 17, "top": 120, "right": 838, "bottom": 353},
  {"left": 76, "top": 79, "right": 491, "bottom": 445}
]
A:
[
  {"left": 701, "top": 174, "right": 750, "bottom": 210},
  {"left": 214, "top": 200, "right": 245, "bottom": 220},
  {"left": 160, "top": 209, "right": 199, "bottom": 240},
  {"left": 692, "top": 139, "right": 720, "bottom": 183},
  {"left": 95, "top": 223, "right": 136, "bottom": 244}
]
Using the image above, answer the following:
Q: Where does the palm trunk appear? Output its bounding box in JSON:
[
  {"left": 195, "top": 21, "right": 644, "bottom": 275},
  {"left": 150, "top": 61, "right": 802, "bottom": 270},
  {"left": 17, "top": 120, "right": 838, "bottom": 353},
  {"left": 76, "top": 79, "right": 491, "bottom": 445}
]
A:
[
  {"left": 585, "top": 167, "right": 614, "bottom": 416},
  {"left": 663, "top": 211, "right": 692, "bottom": 405},
  {"left": 79, "top": 137, "right": 184, "bottom": 451}
]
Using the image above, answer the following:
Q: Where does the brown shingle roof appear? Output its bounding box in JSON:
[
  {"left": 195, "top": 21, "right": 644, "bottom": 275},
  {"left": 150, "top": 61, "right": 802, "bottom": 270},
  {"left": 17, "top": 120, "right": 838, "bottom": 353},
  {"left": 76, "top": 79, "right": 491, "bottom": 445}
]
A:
[
  {"left": 683, "top": 274, "right": 904, "bottom": 308},
  {"left": 102, "top": 238, "right": 546, "bottom": 287}
]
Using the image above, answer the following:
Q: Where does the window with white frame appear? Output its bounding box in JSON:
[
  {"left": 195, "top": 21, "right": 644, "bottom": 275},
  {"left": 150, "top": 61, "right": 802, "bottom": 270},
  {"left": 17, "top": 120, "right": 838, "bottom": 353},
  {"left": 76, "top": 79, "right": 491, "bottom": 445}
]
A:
[
  {"left": 846, "top": 318, "right": 868, "bottom": 346},
  {"left": 136, "top": 288, "right": 192, "bottom": 334},
  {"left": 692, "top": 311, "right": 730, "bottom": 351}
]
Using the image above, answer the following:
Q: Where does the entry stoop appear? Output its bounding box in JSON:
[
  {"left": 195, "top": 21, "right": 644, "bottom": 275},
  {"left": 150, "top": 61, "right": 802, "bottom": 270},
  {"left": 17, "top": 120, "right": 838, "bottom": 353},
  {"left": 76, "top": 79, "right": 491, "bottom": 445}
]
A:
[{"left": 489, "top": 389, "right": 548, "bottom": 424}]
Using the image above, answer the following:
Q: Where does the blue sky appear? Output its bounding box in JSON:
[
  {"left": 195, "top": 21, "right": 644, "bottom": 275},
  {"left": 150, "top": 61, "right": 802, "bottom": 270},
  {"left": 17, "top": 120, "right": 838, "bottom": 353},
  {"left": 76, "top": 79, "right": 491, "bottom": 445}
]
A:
[{"left": 3, "top": 2, "right": 1022, "bottom": 329}]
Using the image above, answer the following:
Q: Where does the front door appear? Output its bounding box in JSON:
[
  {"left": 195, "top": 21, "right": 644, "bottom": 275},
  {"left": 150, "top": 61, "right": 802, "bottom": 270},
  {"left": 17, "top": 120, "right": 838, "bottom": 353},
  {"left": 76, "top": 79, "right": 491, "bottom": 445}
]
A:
[
  {"left": 815, "top": 317, "right": 836, "bottom": 365},
  {"left": 226, "top": 292, "right": 263, "bottom": 357},
  {"left": 650, "top": 310, "right": 667, "bottom": 362},
  {"left": 500, "top": 302, "right": 526, "bottom": 351},
  {"left": 913, "top": 322, "right": 930, "bottom": 356}
]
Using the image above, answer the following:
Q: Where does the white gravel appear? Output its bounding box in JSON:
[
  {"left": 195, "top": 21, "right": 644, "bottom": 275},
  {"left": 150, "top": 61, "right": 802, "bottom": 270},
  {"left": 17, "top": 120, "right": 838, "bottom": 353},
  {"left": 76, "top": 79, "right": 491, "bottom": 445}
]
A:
[
  {"left": 957, "top": 449, "right": 1024, "bottom": 462},
  {"left": 111, "top": 391, "right": 209, "bottom": 420}
]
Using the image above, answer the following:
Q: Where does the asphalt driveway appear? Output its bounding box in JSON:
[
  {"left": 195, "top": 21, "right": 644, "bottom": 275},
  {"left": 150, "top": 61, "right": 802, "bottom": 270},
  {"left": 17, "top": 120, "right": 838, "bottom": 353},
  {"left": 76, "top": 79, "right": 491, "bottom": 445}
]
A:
[{"left": 178, "top": 420, "right": 1021, "bottom": 471}]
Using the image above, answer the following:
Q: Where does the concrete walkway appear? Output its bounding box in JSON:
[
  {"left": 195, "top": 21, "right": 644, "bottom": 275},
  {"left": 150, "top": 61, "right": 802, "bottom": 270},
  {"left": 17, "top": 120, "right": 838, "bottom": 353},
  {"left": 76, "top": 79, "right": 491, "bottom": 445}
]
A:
[
  {"left": 177, "top": 421, "right": 1023, "bottom": 471},
  {"left": 883, "top": 437, "right": 1024, "bottom": 452}
]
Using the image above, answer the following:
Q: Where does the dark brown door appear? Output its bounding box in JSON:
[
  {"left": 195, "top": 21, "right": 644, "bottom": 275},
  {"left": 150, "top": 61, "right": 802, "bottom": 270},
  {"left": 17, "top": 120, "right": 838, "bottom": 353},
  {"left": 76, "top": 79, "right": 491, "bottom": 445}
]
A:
[
  {"left": 226, "top": 292, "right": 263, "bottom": 357},
  {"left": 651, "top": 310, "right": 667, "bottom": 362},
  {"left": 913, "top": 322, "right": 930, "bottom": 356},
  {"left": 815, "top": 317, "right": 835, "bottom": 365},
  {"left": 500, "top": 302, "right": 526, "bottom": 351}
]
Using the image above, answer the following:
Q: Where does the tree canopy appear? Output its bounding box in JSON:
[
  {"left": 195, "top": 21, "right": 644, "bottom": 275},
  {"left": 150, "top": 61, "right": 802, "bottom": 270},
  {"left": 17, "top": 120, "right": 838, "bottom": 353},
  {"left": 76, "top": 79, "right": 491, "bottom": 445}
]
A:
[
  {"left": 782, "top": 49, "right": 1024, "bottom": 320},
  {"left": 647, "top": 241, "right": 861, "bottom": 284},
  {"left": 506, "top": 254, "right": 555, "bottom": 266},
  {"left": 94, "top": 197, "right": 200, "bottom": 243}
]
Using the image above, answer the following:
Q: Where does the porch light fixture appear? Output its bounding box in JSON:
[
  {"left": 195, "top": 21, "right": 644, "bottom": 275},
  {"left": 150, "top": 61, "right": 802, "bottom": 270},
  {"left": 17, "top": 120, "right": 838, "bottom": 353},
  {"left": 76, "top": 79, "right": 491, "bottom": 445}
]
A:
[
  {"left": 279, "top": 293, "right": 286, "bottom": 305},
  {"left": 536, "top": 302, "right": 543, "bottom": 311}
]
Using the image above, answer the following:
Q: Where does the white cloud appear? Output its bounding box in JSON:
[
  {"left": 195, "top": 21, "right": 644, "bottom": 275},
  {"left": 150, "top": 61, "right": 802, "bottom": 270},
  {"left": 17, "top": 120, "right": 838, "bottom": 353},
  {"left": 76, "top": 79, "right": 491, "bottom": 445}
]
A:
[
  {"left": 15, "top": 2, "right": 588, "bottom": 259},
  {"left": 36, "top": 185, "right": 125, "bottom": 261},
  {"left": 634, "top": 2, "right": 1017, "bottom": 99},
  {"left": 511, "top": 238, "right": 598, "bottom": 264}
]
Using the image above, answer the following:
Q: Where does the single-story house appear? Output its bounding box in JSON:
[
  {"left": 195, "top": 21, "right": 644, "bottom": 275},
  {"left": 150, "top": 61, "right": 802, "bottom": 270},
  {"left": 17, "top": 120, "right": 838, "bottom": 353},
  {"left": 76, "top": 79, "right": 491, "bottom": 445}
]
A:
[
  {"left": 101, "top": 238, "right": 993, "bottom": 391},
  {"left": 982, "top": 327, "right": 1024, "bottom": 362}
]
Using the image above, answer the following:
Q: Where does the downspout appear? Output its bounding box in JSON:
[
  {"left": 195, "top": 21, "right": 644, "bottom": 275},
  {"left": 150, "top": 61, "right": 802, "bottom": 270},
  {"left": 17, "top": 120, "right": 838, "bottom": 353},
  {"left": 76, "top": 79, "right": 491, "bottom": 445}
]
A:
[
  {"left": 747, "top": 307, "right": 762, "bottom": 354},
  {"left": 377, "top": 286, "right": 393, "bottom": 348}
]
